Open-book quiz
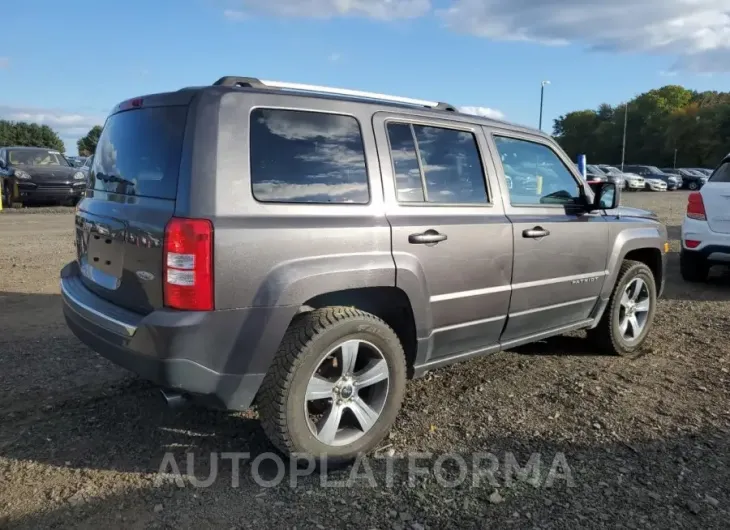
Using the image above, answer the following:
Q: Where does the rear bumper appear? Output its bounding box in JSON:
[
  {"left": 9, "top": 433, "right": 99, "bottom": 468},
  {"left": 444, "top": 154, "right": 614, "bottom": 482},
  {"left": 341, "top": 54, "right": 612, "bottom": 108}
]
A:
[{"left": 60, "top": 261, "right": 293, "bottom": 410}]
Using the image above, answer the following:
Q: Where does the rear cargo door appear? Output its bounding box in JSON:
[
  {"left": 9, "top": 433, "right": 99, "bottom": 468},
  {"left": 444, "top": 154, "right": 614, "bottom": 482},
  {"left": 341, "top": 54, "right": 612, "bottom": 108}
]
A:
[
  {"left": 702, "top": 160, "right": 730, "bottom": 234},
  {"left": 75, "top": 105, "right": 188, "bottom": 314}
]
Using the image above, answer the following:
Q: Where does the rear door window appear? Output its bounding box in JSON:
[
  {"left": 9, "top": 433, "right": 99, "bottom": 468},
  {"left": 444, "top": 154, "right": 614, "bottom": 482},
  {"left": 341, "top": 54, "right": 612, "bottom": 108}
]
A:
[
  {"left": 386, "top": 122, "right": 489, "bottom": 205},
  {"left": 249, "top": 109, "right": 369, "bottom": 204},
  {"left": 91, "top": 106, "right": 187, "bottom": 199},
  {"left": 710, "top": 162, "right": 730, "bottom": 183}
]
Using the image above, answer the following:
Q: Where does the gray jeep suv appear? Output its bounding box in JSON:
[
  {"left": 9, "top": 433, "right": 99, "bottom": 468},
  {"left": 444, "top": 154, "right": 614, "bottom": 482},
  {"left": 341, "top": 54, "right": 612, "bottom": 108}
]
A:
[{"left": 61, "top": 76, "right": 668, "bottom": 462}]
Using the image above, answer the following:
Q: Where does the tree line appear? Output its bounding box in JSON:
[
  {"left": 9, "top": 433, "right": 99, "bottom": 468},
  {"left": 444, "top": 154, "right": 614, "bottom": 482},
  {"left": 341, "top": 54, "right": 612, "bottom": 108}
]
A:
[
  {"left": 552, "top": 85, "right": 730, "bottom": 168},
  {"left": 0, "top": 121, "right": 102, "bottom": 156}
]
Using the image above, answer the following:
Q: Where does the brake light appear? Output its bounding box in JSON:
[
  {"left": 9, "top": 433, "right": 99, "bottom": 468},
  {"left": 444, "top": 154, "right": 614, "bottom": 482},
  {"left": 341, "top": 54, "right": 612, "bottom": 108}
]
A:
[
  {"left": 685, "top": 240, "right": 701, "bottom": 249},
  {"left": 686, "top": 192, "right": 706, "bottom": 221},
  {"left": 163, "top": 218, "right": 214, "bottom": 311},
  {"left": 118, "top": 98, "right": 144, "bottom": 111}
]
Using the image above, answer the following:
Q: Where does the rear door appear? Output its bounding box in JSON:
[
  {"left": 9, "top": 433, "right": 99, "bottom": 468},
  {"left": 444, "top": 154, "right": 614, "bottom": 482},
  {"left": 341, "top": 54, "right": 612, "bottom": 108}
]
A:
[
  {"left": 373, "top": 112, "right": 512, "bottom": 366},
  {"left": 486, "top": 130, "right": 609, "bottom": 342},
  {"left": 702, "top": 159, "right": 730, "bottom": 234},
  {"left": 76, "top": 104, "right": 188, "bottom": 314}
]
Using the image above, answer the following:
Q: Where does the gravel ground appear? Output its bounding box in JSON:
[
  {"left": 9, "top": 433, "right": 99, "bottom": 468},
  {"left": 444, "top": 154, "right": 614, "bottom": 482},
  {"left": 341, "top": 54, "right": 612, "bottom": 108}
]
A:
[{"left": 1, "top": 193, "right": 729, "bottom": 529}]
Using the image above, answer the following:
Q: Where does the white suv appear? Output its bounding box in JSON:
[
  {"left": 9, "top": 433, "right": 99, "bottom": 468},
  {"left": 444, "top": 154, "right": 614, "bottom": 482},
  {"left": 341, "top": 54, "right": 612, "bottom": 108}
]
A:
[{"left": 680, "top": 157, "right": 730, "bottom": 282}]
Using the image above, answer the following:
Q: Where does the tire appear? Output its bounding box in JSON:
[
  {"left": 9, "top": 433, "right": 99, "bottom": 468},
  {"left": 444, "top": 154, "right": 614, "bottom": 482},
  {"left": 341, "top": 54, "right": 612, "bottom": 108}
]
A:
[
  {"left": 258, "top": 307, "right": 407, "bottom": 464},
  {"left": 680, "top": 250, "right": 709, "bottom": 283},
  {"left": 688, "top": 181, "right": 699, "bottom": 191},
  {"left": 1, "top": 184, "right": 9, "bottom": 208},
  {"left": 588, "top": 260, "right": 657, "bottom": 356}
]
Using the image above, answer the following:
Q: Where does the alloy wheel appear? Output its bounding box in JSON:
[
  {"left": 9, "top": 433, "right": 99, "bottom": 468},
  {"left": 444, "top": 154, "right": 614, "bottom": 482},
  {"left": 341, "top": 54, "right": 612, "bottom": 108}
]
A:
[
  {"left": 304, "top": 339, "right": 390, "bottom": 447},
  {"left": 618, "top": 278, "right": 651, "bottom": 342}
]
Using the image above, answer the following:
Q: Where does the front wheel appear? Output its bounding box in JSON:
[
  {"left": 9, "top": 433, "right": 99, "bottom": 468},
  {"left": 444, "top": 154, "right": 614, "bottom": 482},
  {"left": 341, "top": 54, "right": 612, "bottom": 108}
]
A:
[
  {"left": 688, "top": 181, "right": 699, "bottom": 191},
  {"left": 588, "top": 260, "right": 657, "bottom": 356},
  {"left": 258, "top": 307, "right": 407, "bottom": 464}
]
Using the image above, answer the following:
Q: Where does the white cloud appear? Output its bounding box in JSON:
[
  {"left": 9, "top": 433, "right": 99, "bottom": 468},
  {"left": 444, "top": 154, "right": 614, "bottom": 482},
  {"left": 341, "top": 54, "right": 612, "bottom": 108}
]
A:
[
  {"left": 0, "top": 57, "right": 9, "bottom": 69},
  {"left": 459, "top": 106, "right": 505, "bottom": 120},
  {"left": 440, "top": 0, "right": 730, "bottom": 72},
  {"left": 253, "top": 180, "right": 368, "bottom": 202},
  {"left": 227, "top": 0, "right": 430, "bottom": 20},
  {"left": 328, "top": 52, "right": 343, "bottom": 62},
  {"left": 0, "top": 105, "right": 105, "bottom": 153},
  {"left": 223, "top": 9, "right": 248, "bottom": 21}
]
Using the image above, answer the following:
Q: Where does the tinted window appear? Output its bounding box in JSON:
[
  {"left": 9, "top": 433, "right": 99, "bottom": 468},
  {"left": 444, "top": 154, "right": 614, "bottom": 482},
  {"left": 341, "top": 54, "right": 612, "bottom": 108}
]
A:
[
  {"left": 386, "top": 123, "right": 488, "bottom": 204},
  {"left": 494, "top": 136, "right": 582, "bottom": 206},
  {"left": 91, "top": 106, "right": 187, "bottom": 199},
  {"left": 710, "top": 162, "right": 730, "bottom": 183},
  {"left": 386, "top": 123, "right": 424, "bottom": 202},
  {"left": 250, "top": 109, "right": 369, "bottom": 204}
]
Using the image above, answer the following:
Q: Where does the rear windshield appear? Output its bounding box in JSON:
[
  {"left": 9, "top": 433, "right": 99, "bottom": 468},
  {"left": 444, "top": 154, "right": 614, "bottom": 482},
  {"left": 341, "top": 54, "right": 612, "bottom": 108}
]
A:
[
  {"left": 90, "top": 106, "right": 187, "bottom": 199},
  {"left": 710, "top": 162, "right": 730, "bottom": 183}
]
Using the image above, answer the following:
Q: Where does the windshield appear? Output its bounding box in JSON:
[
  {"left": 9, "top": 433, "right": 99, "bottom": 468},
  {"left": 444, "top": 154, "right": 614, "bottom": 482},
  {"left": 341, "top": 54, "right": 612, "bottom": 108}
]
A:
[
  {"left": 601, "top": 166, "right": 621, "bottom": 175},
  {"left": 8, "top": 149, "right": 70, "bottom": 167},
  {"left": 587, "top": 165, "right": 605, "bottom": 174},
  {"left": 646, "top": 166, "right": 664, "bottom": 174}
]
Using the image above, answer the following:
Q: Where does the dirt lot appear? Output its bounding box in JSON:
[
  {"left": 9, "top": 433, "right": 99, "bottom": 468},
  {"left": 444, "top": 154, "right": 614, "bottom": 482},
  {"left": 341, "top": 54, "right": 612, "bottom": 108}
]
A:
[{"left": 1, "top": 192, "right": 728, "bottom": 529}]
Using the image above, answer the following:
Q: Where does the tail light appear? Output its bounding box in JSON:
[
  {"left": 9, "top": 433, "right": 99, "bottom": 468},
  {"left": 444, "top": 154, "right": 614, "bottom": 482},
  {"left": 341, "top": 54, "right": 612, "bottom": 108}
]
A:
[
  {"left": 686, "top": 192, "right": 706, "bottom": 221},
  {"left": 163, "top": 217, "right": 214, "bottom": 311}
]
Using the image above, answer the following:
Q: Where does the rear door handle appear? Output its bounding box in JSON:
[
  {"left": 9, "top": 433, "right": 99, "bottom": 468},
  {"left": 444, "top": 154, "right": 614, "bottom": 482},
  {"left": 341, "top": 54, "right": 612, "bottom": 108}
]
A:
[
  {"left": 522, "top": 227, "right": 550, "bottom": 239},
  {"left": 409, "top": 230, "right": 448, "bottom": 245}
]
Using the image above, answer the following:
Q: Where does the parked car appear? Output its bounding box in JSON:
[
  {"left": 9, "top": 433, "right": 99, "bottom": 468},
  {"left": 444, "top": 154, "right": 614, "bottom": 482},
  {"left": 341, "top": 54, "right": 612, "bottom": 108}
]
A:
[
  {"left": 623, "top": 165, "right": 679, "bottom": 190},
  {"left": 598, "top": 165, "right": 645, "bottom": 191},
  {"left": 78, "top": 155, "right": 93, "bottom": 178},
  {"left": 585, "top": 164, "right": 607, "bottom": 183},
  {"left": 662, "top": 168, "right": 707, "bottom": 190},
  {"left": 59, "top": 76, "right": 668, "bottom": 462},
  {"left": 680, "top": 155, "right": 730, "bottom": 281},
  {"left": 0, "top": 146, "right": 87, "bottom": 207},
  {"left": 644, "top": 178, "right": 668, "bottom": 192},
  {"left": 691, "top": 168, "right": 714, "bottom": 177}
]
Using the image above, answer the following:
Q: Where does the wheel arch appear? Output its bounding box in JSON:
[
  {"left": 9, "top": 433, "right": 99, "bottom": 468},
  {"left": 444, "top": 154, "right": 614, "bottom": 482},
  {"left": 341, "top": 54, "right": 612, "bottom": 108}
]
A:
[{"left": 589, "top": 226, "right": 666, "bottom": 327}]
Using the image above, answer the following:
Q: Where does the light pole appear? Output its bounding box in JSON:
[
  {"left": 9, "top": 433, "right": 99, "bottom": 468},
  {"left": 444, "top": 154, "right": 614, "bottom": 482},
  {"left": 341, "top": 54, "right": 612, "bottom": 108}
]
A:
[
  {"left": 539, "top": 80, "right": 550, "bottom": 131},
  {"left": 621, "top": 102, "right": 628, "bottom": 171}
]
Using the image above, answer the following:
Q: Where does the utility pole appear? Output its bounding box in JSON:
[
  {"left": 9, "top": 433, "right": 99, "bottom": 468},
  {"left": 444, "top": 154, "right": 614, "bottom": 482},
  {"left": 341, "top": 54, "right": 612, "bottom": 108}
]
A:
[
  {"left": 539, "top": 81, "right": 550, "bottom": 131},
  {"left": 674, "top": 148, "right": 678, "bottom": 169},
  {"left": 621, "top": 102, "right": 628, "bottom": 171}
]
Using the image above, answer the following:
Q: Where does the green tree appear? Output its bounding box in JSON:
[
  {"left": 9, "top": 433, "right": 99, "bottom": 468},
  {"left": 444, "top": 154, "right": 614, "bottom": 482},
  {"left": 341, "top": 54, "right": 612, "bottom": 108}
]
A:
[
  {"left": 77, "top": 125, "right": 102, "bottom": 156},
  {"left": 552, "top": 85, "right": 730, "bottom": 168},
  {"left": 0, "top": 120, "right": 65, "bottom": 152}
]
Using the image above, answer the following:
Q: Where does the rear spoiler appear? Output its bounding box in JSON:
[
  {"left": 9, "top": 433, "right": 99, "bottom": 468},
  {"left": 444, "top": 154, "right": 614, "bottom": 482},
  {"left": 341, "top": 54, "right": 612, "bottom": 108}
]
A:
[{"left": 109, "top": 89, "right": 199, "bottom": 115}]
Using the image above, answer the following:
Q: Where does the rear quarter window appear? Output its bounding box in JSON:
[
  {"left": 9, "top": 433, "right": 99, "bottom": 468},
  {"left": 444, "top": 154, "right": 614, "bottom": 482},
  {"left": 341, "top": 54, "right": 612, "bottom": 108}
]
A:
[
  {"left": 90, "top": 106, "right": 187, "bottom": 199},
  {"left": 710, "top": 162, "right": 730, "bottom": 183},
  {"left": 249, "top": 108, "right": 369, "bottom": 204}
]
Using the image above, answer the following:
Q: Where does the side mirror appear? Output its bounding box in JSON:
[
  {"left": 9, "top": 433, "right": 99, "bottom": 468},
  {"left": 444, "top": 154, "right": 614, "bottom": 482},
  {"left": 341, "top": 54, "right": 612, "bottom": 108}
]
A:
[
  {"left": 590, "top": 181, "right": 620, "bottom": 210},
  {"left": 0, "top": 159, "right": 5, "bottom": 169}
]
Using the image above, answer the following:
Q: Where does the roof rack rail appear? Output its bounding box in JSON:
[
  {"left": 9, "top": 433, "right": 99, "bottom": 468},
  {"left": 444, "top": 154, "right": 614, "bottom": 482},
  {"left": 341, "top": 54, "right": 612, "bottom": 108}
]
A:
[{"left": 212, "top": 76, "right": 457, "bottom": 111}]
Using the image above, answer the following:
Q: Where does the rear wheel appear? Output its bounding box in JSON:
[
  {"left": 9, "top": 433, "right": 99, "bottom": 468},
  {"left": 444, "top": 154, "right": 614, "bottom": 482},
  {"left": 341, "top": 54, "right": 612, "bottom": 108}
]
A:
[
  {"left": 258, "top": 307, "right": 407, "bottom": 464},
  {"left": 589, "top": 260, "right": 657, "bottom": 356},
  {"left": 680, "top": 250, "right": 709, "bottom": 282},
  {"left": 688, "top": 181, "right": 699, "bottom": 191}
]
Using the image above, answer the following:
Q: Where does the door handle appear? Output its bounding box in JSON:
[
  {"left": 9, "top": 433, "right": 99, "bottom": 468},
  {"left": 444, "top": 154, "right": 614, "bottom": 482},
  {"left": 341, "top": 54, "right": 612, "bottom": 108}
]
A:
[
  {"left": 409, "top": 230, "right": 448, "bottom": 245},
  {"left": 522, "top": 226, "right": 550, "bottom": 239}
]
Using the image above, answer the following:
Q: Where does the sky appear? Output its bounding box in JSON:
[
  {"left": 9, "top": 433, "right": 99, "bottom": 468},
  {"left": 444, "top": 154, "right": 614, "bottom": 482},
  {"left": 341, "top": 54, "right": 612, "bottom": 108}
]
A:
[{"left": 1, "top": 0, "right": 729, "bottom": 155}]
